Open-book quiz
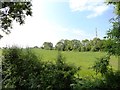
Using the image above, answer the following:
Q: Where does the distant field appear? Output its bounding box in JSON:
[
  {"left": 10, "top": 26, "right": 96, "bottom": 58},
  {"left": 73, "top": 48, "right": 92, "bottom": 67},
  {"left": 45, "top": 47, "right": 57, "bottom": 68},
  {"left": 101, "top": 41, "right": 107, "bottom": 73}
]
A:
[
  {"left": 0, "top": 48, "right": 118, "bottom": 76},
  {"left": 32, "top": 49, "right": 118, "bottom": 76}
]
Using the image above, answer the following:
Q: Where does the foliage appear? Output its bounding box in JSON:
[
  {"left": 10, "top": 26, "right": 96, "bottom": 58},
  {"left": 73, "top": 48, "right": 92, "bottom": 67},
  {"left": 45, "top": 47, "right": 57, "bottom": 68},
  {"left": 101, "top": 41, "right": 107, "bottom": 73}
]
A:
[
  {"left": 91, "top": 55, "right": 120, "bottom": 89},
  {"left": 54, "top": 38, "right": 105, "bottom": 52},
  {"left": 52, "top": 52, "right": 80, "bottom": 90},
  {"left": 73, "top": 55, "right": 120, "bottom": 90},
  {"left": 55, "top": 40, "right": 65, "bottom": 51},
  {"left": 73, "top": 71, "right": 120, "bottom": 90},
  {"left": 0, "top": 2, "right": 32, "bottom": 36},
  {"left": 104, "top": 70, "right": 120, "bottom": 89},
  {"left": 92, "top": 55, "right": 111, "bottom": 75},
  {"left": 72, "top": 76, "right": 106, "bottom": 90},
  {"left": 71, "top": 39, "right": 81, "bottom": 51},
  {"left": 42, "top": 42, "right": 53, "bottom": 50},
  {"left": 2, "top": 46, "right": 79, "bottom": 89},
  {"left": 105, "top": 17, "right": 120, "bottom": 56},
  {"left": 106, "top": 0, "right": 120, "bottom": 15},
  {"left": 105, "top": 1, "right": 120, "bottom": 56},
  {"left": 2, "top": 46, "right": 43, "bottom": 88}
]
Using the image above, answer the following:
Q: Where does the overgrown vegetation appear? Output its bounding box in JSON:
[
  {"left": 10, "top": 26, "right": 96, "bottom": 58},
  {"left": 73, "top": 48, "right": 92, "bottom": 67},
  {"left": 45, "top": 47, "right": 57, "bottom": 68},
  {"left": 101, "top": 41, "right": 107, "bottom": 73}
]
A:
[
  {"left": 72, "top": 55, "right": 120, "bottom": 90},
  {"left": 1, "top": 46, "right": 120, "bottom": 89},
  {"left": 1, "top": 0, "right": 120, "bottom": 89},
  {"left": 2, "top": 46, "right": 79, "bottom": 89}
]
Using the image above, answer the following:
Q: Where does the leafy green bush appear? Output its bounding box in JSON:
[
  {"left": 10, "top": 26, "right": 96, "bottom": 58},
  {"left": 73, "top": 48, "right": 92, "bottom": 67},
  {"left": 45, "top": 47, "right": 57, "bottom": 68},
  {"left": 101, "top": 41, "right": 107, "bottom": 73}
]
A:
[
  {"left": 2, "top": 46, "right": 43, "bottom": 88},
  {"left": 104, "top": 70, "right": 120, "bottom": 89},
  {"left": 53, "top": 53, "right": 80, "bottom": 90},
  {"left": 2, "top": 46, "right": 79, "bottom": 89},
  {"left": 92, "top": 55, "right": 111, "bottom": 76},
  {"left": 73, "top": 55, "right": 120, "bottom": 90},
  {"left": 3, "top": 46, "right": 120, "bottom": 90},
  {"left": 91, "top": 55, "right": 120, "bottom": 89},
  {"left": 72, "top": 76, "right": 106, "bottom": 90}
]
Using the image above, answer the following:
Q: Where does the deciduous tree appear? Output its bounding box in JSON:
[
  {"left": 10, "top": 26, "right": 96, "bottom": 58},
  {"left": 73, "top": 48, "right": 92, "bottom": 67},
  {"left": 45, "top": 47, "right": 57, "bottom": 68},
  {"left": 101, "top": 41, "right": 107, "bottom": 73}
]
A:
[
  {"left": 0, "top": 1, "right": 32, "bottom": 37},
  {"left": 42, "top": 42, "right": 53, "bottom": 50}
]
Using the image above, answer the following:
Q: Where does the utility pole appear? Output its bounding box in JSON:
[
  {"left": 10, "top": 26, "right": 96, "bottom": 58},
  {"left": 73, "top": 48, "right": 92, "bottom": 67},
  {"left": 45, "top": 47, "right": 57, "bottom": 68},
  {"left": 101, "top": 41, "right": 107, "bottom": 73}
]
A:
[
  {"left": 96, "top": 28, "right": 98, "bottom": 38},
  {"left": 94, "top": 28, "right": 98, "bottom": 45}
]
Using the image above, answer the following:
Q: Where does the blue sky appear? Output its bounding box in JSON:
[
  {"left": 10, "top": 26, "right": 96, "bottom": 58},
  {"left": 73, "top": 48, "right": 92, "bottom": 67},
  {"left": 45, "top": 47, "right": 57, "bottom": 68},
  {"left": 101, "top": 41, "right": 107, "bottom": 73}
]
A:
[{"left": 0, "top": 0, "right": 115, "bottom": 47}]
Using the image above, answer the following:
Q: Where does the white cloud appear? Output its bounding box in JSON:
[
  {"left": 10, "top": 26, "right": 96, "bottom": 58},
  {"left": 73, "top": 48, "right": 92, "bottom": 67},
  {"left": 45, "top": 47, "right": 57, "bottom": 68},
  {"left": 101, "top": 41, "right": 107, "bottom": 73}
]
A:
[
  {"left": 0, "top": 18, "right": 69, "bottom": 47},
  {"left": 87, "top": 4, "right": 109, "bottom": 18},
  {"left": 69, "top": 0, "right": 109, "bottom": 18},
  {"left": 0, "top": 0, "right": 69, "bottom": 47},
  {"left": 0, "top": 0, "right": 105, "bottom": 48}
]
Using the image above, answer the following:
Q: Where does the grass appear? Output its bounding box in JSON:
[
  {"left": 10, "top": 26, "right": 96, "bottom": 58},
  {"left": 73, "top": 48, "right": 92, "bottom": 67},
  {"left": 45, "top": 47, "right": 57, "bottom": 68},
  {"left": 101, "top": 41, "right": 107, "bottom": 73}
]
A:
[
  {"left": 32, "top": 48, "right": 118, "bottom": 76},
  {"left": 0, "top": 48, "right": 118, "bottom": 76}
]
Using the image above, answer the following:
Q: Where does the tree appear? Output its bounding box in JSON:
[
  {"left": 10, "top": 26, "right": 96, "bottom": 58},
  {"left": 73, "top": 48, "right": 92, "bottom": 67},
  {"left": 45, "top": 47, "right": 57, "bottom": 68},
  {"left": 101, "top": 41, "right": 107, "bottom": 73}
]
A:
[
  {"left": 100, "top": 39, "right": 106, "bottom": 51},
  {"left": 0, "top": 2, "right": 32, "bottom": 37},
  {"left": 105, "top": 18, "right": 120, "bottom": 55},
  {"left": 64, "top": 39, "right": 72, "bottom": 51},
  {"left": 55, "top": 39, "right": 73, "bottom": 51},
  {"left": 86, "top": 42, "right": 91, "bottom": 51},
  {"left": 105, "top": 1, "right": 120, "bottom": 55},
  {"left": 91, "top": 38, "right": 102, "bottom": 52},
  {"left": 42, "top": 42, "right": 53, "bottom": 50},
  {"left": 81, "top": 39, "right": 89, "bottom": 51},
  {"left": 71, "top": 39, "right": 81, "bottom": 51},
  {"left": 55, "top": 40, "right": 65, "bottom": 51},
  {"left": 105, "top": 1, "right": 120, "bottom": 69},
  {"left": 33, "top": 46, "right": 39, "bottom": 48}
]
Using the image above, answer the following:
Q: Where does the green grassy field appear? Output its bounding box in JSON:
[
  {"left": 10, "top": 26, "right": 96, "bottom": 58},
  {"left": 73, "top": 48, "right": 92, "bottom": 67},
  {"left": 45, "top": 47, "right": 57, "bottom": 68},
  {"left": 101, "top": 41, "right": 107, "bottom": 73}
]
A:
[
  {"left": 0, "top": 48, "right": 118, "bottom": 76},
  {"left": 32, "top": 49, "right": 118, "bottom": 76}
]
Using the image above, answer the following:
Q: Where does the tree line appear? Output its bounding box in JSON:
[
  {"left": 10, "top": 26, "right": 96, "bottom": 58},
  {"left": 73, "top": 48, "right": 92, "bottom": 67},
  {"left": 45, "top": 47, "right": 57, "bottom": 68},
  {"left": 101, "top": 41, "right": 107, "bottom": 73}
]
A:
[{"left": 40, "top": 38, "right": 110, "bottom": 52}]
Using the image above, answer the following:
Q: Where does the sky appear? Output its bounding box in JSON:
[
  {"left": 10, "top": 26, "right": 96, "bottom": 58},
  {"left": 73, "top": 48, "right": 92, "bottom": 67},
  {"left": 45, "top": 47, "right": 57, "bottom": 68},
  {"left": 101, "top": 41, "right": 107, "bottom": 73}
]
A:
[{"left": 0, "top": 0, "right": 115, "bottom": 47}]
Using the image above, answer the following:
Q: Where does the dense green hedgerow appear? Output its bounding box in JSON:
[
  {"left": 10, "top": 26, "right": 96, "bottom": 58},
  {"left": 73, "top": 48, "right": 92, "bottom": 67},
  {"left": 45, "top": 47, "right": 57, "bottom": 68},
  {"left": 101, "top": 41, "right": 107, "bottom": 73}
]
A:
[{"left": 2, "top": 46, "right": 79, "bottom": 89}]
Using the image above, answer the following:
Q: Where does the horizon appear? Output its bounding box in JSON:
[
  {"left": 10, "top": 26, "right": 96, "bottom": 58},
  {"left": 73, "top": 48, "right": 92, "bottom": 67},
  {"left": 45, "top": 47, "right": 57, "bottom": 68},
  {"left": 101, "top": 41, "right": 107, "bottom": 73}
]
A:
[{"left": 0, "top": 0, "right": 115, "bottom": 48}]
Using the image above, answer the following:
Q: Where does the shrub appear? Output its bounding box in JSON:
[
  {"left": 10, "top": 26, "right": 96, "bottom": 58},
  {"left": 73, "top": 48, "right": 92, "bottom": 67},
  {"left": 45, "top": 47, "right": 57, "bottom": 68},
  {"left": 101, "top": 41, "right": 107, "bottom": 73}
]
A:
[
  {"left": 73, "top": 55, "right": 120, "bottom": 90},
  {"left": 2, "top": 46, "right": 43, "bottom": 88},
  {"left": 2, "top": 46, "right": 79, "bottom": 89},
  {"left": 104, "top": 70, "right": 120, "bottom": 89},
  {"left": 72, "top": 76, "right": 106, "bottom": 90},
  {"left": 92, "top": 55, "right": 111, "bottom": 76},
  {"left": 53, "top": 53, "right": 80, "bottom": 90}
]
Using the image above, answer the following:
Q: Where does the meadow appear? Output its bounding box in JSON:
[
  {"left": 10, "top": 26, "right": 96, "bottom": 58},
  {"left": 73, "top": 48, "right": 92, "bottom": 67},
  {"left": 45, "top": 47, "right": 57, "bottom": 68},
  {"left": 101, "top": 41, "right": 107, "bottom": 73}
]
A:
[
  {"left": 0, "top": 48, "right": 118, "bottom": 76},
  {"left": 32, "top": 48, "right": 118, "bottom": 76}
]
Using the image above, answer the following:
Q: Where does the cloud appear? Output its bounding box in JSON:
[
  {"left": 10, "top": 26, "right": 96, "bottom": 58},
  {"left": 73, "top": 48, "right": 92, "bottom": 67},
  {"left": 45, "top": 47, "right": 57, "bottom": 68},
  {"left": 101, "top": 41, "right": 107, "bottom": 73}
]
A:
[
  {"left": 0, "top": 0, "right": 105, "bottom": 48},
  {"left": 86, "top": 4, "right": 109, "bottom": 18},
  {"left": 0, "top": 19, "right": 69, "bottom": 47},
  {"left": 69, "top": 0, "right": 109, "bottom": 18},
  {"left": 0, "top": 0, "right": 69, "bottom": 47}
]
